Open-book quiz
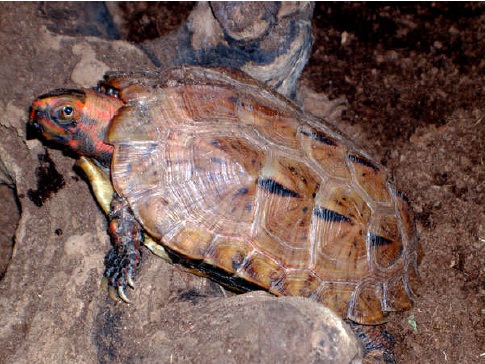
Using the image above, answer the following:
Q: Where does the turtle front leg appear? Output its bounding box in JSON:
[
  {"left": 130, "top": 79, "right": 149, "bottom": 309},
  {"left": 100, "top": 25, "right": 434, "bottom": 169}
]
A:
[{"left": 103, "top": 194, "right": 143, "bottom": 302}]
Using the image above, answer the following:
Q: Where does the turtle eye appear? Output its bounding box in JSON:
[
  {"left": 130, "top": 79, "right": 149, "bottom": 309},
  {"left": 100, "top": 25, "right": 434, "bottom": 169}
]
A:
[
  {"left": 55, "top": 104, "right": 77, "bottom": 124},
  {"left": 61, "top": 105, "right": 74, "bottom": 119},
  {"left": 52, "top": 104, "right": 77, "bottom": 126}
]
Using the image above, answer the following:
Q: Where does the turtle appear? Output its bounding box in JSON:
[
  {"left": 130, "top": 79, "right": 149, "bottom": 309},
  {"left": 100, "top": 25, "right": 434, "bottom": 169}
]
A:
[{"left": 29, "top": 66, "right": 422, "bottom": 363}]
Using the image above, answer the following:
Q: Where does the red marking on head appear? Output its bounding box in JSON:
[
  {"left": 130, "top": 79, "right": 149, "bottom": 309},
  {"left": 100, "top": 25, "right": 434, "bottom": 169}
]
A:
[{"left": 30, "top": 89, "right": 124, "bottom": 164}]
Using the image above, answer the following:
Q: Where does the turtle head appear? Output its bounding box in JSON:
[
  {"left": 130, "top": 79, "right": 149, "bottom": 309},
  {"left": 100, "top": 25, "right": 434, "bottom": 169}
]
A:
[{"left": 29, "top": 88, "right": 124, "bottom": 165}]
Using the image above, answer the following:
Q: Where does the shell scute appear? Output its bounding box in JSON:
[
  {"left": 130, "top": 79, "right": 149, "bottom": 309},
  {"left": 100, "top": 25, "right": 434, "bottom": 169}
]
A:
[
  {"left": 178, "top": 86, "right": 238, "bottom": 122},
  {"left": 314, "top": 283, "right": 355, "bottom": 321},
  {"left": 256, "top": 157, "right": 319, "bottom": 250},
  {"left": 251, "top": 227, "right": 311, "bottom": 270},
  {"left": 169, "top": 222, "right": 214, "bottom": 260},
  {"left": 236, "top": 98, "right": 301, "bottom": 150}
]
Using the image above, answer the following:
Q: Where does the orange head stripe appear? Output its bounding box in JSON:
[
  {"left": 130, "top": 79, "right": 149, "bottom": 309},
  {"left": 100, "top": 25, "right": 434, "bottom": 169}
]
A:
[
  {"left": 83, "top": 90, "right": 124, "bottom": 125},
  {"left": 76, "top": 90, "right": 124, "bottom": 156}
]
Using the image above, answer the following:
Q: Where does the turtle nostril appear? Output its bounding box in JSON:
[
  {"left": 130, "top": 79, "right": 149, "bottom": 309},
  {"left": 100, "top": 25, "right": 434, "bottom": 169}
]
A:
[{"left": 34, "top": 109, "right": 46, "bottom": 119}]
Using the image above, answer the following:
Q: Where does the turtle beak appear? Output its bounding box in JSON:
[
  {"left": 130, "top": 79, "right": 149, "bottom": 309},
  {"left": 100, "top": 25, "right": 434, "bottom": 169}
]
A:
[
  {"left": 26, "top": 106, "right": 42, "bottom": 140},
  {"left": 27, "top": 105, "right": 49, "bottom": 140}
]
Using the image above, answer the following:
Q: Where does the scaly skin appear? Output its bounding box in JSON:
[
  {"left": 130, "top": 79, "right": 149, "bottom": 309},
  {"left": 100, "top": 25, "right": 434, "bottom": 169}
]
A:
[
  {"left": 104, "top": 194, "right": 143, "bottom": 302},
  {"left": 349, "top": 322, "right": 396, "bottom": 364}
]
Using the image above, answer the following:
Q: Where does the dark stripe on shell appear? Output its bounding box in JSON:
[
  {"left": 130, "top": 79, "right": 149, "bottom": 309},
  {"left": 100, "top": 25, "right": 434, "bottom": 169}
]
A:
[
  {"left": 257, "top": 178, "right": 301, "bottom": 198},
  {"left": 368, "top": 233, "right": 394, "bottom": 247},
  {"left": 313, "top": 207, "right": 352, "bottom": 223},
  {"left": 37, "top": 89, "right": 86, "bottom": 102},
  {"left": 300, "top": 129, "right": 336, "bottom": 146},
  {"left": 391, "top": 187, "right": 411, "bottom": 204},
  {"left": 165, "top": 248, "right": 262, "bottom": 294},
  {"left": 348, "top": 154, "right": 379, "bottom": 171}
]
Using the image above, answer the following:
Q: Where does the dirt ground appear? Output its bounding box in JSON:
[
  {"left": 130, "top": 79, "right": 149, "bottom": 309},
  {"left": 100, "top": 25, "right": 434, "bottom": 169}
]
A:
[{"left": 0, "top": 2, "right": 483, "bottom": 363}]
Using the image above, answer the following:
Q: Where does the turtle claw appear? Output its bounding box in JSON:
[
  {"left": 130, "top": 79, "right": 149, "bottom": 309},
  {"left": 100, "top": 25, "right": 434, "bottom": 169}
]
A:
[
  {"left": 103, "top": 243, "right": 141, "bottom": 303},
  {"left": 126, "top": 274, "right": 136, "bottom": 289},
  {"left": 116, "top": 285, "right": 131, "bottom": 304},
  {"left": 101, "top": 277, "right": 132, "bottom": 303}
]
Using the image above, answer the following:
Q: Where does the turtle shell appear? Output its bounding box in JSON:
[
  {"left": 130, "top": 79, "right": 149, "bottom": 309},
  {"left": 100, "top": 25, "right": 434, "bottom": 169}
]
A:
[{"left": 105, "top": 66, "right": 421, "bottom": 325}]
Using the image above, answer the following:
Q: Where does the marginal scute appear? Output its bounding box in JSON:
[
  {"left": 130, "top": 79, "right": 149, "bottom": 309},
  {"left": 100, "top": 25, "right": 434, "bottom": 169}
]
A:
[
  {"left": 276, "top": 270, "right": 321, "bottom": 298},
  {"left": 406, "top": 258, "right": 422, "bottom": 294},
  {"left": 382, "top": 276, "right": 413, "bottom": 312},
  {"left": 315, "top": 283, "right": 355, "bottom": 321},
  {"left": 348, "top": 283, "right": 386, "bottom": 325},
  {"left": 393, "top": 187, "right": 417, "bottom": 243},
  {"left": 119, "top": 83, "right": 152, "bottom": 103},
  {"left": 168, "top": 222, "right": 214, "bottom": 260},
  {"left": 105, "top": 66, "right": 421, "bottom": 325},
  {"left": 239, "top": 250, "right": 285, "bottom": 288},
  {"left": 204, "top": 237, "right": 250, "bottom": 274},
  {"left": 348, "top": 153, "right": 392, "bottom": 204}
]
